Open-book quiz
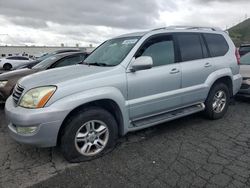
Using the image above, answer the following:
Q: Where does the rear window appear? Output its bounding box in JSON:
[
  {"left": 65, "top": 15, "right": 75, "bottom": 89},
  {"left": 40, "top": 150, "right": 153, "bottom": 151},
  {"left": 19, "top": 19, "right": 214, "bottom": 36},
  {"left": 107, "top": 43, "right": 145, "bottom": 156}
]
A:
[
  {"left": 240, "top": 46, "right": 250, "bottom": 52},
  {"left": 177, "top": 33, "right": 203, "bottom": 62},
  {"left": 203, "top": 33, "right": 229, "bottom": 57}
]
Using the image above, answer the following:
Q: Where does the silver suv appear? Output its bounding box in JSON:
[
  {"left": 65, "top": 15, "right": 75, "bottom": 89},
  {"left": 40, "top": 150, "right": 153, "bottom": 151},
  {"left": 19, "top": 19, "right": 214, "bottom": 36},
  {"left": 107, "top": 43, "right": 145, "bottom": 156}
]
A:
[{"left": 5, "top": 26, "right": 242, "bottom": 162}]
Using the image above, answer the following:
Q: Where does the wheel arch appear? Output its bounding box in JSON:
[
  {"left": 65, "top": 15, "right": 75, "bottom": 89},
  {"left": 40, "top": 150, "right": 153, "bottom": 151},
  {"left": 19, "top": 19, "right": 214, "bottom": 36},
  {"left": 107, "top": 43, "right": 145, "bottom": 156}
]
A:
[
  {"left": 210, "top": 76, "right": 233, "bottom": 97},
  {"left": 57, "top": 99, "right": 124, "bottom": 145}
]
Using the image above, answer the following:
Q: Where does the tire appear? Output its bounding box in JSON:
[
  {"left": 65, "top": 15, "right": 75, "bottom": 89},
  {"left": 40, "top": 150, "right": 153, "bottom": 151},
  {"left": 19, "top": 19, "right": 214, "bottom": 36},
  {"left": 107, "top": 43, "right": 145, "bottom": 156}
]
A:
[
  {"left": 3, "top": 63, "right": 12, "bottom": 71},
  {"left": 204, "top": 83, "right": 230, "bottom": 120},
  {"left": 60, "top": 107, "right": 118, "bottom": 163}
]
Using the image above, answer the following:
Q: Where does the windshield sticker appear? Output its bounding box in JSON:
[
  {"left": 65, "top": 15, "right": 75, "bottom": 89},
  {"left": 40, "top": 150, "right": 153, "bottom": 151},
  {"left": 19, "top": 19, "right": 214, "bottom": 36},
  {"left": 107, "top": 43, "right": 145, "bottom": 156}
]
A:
[{"left": 122, "top": 39, "right": 138, "bottom": 45}]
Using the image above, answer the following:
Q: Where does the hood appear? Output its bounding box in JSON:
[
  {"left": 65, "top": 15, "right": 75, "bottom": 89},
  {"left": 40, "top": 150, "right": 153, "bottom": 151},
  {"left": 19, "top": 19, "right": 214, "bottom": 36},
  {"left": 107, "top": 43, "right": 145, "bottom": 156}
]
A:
[
  {"left": 0, "top": 68, "right": 37, "bottom": 81},
  {"left": 240, "top": 65, "right": 250, "bottom": 78},
  {"left": 13, "top": 60, "right": 40, "bottom": 70},
  {"left": 18, "top": 64, "right": 119, "bottom": 88}
]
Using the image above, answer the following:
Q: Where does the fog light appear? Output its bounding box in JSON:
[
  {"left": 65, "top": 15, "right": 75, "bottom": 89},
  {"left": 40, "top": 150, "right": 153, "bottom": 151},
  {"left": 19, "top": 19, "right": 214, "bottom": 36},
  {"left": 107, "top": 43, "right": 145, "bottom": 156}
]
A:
[{"left": 16, "top": 126, "right": 38, "bottom": 134}]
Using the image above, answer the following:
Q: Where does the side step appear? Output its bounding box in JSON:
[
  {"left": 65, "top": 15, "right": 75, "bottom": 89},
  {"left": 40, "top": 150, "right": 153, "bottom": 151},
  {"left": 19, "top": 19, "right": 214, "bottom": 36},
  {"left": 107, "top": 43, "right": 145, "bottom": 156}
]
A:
[{"left": 130, "top": 103, "right": 205, "bottom": 131}]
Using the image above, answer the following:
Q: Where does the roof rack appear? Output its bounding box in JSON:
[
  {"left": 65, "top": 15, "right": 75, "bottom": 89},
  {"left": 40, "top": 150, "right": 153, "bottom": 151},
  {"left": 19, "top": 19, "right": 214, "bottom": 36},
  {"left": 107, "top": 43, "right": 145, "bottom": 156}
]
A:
[{"left": 151, "top": 26, "right": 223, "bottom": 32}]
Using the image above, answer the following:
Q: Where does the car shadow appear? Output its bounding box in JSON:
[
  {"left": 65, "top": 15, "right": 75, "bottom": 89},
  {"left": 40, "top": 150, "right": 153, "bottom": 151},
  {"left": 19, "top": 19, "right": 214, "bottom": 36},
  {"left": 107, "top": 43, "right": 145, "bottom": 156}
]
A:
[
  {"left": 235, "top": 96, "right": 250, "bottom": 104},
  {"left": 0, "top": 103, "right": 5, "bottom": 110}
]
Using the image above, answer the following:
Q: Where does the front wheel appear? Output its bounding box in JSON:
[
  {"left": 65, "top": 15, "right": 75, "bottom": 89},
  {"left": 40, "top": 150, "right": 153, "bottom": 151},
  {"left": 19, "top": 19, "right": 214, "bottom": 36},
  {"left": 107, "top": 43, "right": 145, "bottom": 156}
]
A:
[
  {"left": 204, "top": 83, "right": 230, "bottom": 120},
  {"left": 60, "top": 107, "right": 118, "bottom": 163}
]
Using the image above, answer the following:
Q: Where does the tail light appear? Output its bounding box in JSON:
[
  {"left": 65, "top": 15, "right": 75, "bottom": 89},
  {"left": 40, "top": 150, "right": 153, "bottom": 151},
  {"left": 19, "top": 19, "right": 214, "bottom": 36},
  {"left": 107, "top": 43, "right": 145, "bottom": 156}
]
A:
[{"left": 235, "top": 48, "right": 240, "bottom": 65}]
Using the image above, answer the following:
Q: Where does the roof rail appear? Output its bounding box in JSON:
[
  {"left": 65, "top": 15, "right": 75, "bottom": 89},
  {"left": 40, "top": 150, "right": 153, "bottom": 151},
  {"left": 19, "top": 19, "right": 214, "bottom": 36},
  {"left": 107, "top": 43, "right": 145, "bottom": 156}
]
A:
[{"left": 151, "top": 26, "right": 223, "bottom": 32}]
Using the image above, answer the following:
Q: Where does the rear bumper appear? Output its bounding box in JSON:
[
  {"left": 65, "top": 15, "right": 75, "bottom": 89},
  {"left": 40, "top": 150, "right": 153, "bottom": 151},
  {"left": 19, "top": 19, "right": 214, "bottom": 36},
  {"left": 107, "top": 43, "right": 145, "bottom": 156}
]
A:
[
  {"left": 232, "top": 74, "right": 242, "bottom": 96},
  {"left": 237, "top": 79, "right": 250, "bottom": 97}
]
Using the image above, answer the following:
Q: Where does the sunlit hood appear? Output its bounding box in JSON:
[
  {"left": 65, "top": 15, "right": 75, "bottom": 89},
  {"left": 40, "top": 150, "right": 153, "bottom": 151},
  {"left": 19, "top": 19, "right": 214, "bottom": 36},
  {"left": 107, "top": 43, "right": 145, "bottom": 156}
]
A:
[{"left": 18, "top": 65, "right": 116, "bottom": 88}]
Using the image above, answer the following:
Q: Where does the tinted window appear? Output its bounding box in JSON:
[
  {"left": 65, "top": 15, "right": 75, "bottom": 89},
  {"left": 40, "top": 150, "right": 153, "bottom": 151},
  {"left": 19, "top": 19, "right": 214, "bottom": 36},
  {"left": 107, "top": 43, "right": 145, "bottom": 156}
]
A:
[
  {"left": 177, "top": 33, "right": 203, "bottom": 62},
  {"left": 240, "top": 46, "right": 250, "bottom": 52},
  {"left": 6, "top": 56, "right": 28, "bottom": 60},
  {"left": 240, "top": 52, "right": 250, "bottom": 65},
  {"left": 18, "top": 56, "right": 29, "bottom": 60},
  {"left": 53, "top": 55, "right": 81, "bottom": 68},
  {"left": 203, "top": 33, "right": 229, "bottom": 57},
  {"left": 136, "top": 35, "right": 175, "bottom": 67}
]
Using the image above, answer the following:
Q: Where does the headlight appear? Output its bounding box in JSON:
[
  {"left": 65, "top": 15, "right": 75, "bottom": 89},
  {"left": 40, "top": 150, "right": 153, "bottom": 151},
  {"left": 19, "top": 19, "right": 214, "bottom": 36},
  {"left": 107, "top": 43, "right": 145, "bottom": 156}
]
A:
[
  {"left": 19, "top": 86, "right": 56, "bottom": 108},
  {"left": 0, "top": 81, "right": 8, "bottom": 88}
]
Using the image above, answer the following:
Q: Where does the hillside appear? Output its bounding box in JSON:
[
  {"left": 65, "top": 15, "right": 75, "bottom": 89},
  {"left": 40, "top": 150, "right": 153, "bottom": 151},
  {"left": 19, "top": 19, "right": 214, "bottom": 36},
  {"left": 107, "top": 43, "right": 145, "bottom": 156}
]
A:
[{"left": 229, "top": 18, "right": 250, "bottom": 46}]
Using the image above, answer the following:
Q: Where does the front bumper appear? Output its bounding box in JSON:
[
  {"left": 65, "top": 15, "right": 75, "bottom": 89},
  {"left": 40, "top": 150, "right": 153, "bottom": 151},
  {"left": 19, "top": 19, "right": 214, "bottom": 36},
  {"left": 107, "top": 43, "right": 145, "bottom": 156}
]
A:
[{"left": 5, "top": 97, "right": 68, "bottom": 147}]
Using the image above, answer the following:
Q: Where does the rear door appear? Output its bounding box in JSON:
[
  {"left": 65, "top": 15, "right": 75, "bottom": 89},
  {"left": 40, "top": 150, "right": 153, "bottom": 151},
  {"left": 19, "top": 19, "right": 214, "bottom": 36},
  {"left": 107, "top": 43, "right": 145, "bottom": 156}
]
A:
[{"left": 176, "top": 33, "right": 214, "bottom": 105}]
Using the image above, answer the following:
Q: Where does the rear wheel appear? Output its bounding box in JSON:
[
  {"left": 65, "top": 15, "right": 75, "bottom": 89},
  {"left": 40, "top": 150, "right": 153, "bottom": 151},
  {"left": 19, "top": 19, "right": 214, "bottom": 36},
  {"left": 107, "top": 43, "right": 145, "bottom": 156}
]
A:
[
  {"left": 60, "top": 107, "right": 118, "bottom": 163},
  {"left": 3, "top": 63, "right": 12, "bottom": 71},
  {"left": 204, "top": 83, "right": 230, "bottom": 120}
]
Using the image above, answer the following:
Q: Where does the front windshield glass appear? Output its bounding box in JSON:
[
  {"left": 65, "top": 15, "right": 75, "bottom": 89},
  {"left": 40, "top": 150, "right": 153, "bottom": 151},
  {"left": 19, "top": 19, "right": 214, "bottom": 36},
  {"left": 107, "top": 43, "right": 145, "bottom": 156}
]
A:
[
  {"left": 37, "top": 53, "right": 53, "bottom": 61},
  {"left": 240, "top": 52, "right": 250, "bottom": 65},
  {"left": 84, "top": 36, "right": 141, "bottom": 66},
  {"left": 32, "top": 56, "right": 59, "bottom": 69}
]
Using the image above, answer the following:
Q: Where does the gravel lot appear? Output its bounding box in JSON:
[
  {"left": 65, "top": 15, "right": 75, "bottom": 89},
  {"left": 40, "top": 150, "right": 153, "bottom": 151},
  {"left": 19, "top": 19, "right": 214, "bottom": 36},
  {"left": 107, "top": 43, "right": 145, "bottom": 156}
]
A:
[{"left": 0, "top": 100, "right": 250, "bottom": 188}]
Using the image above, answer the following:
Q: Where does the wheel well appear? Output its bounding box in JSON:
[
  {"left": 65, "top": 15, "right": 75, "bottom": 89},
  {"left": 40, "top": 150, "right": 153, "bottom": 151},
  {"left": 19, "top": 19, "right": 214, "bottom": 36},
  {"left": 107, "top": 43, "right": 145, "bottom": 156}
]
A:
[
  {"left": 3, "top": 63, "right": 12, "bottom": 68},
  {"left": 212, "top": 76, "right": 233, "bottom": 97},
  {"left": 57, "top": 99, "right": 124, "bottom": 145}
]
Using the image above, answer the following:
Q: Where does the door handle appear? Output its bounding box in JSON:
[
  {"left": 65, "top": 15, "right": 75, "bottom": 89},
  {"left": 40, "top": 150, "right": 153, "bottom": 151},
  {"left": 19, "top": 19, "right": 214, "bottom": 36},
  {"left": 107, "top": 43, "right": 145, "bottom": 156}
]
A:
[
  {"left": 204, "top": 62, "right": 212, "bottom": 67},
  {"left": 170, "top": 68, "right": 180, "bottom": 74}
]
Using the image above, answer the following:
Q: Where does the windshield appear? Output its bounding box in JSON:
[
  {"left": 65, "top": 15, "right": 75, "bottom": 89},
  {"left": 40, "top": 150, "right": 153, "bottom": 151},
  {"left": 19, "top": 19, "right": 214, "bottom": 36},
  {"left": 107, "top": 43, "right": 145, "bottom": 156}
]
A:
[
  {"left": 32, "top": 56, "right": 59, "bottom": 69},
  {"left": 36, "top": 53, "right": 54, "bottom": 61},
  {"left": 84, "top": 36, "right": 140, "bottom": 66},
  {"left": 240, "top": 52, "right": 250, "bottom": 65}
]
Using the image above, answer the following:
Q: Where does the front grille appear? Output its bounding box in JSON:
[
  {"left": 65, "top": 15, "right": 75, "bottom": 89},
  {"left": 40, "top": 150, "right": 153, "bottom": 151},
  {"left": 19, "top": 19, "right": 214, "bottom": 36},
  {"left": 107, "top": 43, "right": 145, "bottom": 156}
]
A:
[{"left": 12, "top": 85, "right": 24, "bottom": 105}]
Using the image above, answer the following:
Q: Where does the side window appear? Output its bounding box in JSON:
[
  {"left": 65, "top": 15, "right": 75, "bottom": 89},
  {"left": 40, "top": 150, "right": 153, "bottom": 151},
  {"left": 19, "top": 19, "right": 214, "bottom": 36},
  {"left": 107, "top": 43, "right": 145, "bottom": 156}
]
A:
[
  {"left": 7, "top": 56, "right": 16, "bottom": 60},
  {"left": 177, "top": 33, "right": 203, "bottom": 62},
  {"left": 53, "top": 55, "right": 81, "bottom": 68},
  {"left": 19, "top": 57, "right": 29, "bottom": 60},
  {"left": 135, "top": 35, "right": 175, "bottom": 67},
  {"left": 203, "top": 33, "right": 229, "bottom": 57}
]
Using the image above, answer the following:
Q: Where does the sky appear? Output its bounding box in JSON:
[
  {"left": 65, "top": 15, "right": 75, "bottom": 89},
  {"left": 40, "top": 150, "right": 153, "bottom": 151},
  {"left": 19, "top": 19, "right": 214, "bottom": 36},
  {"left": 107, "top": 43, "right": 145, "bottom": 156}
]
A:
[{"left": 0, "top": 0, "right": 249, "bottom": 47}]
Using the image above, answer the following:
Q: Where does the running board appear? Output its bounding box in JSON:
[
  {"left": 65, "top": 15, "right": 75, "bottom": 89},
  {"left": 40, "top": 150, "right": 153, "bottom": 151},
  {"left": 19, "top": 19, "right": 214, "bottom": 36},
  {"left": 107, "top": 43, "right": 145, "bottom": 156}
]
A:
[{"left": 130, "top": 103, "right": 205, "bottom": 131}]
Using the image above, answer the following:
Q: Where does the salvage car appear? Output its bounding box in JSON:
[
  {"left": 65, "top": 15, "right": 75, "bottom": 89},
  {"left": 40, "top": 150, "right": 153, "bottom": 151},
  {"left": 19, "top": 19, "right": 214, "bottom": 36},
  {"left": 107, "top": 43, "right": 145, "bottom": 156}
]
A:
[
  {"left": 0, "top": 56, "right": 32, "bottom": 70},
  {"left": 0, "top": 52, "right": 88, "bottom": 102},
  {"left": 239, "top": 44, "right": 250, "bottom": 56},
  {"left": 238, "top": 52, "right": 250, "bottom": 97},
  {"left": 13, "top": 49, "right": 85, "bottom": 70},
  {"left": 5, "top": 26, "right": 242, "bottom": 162}
]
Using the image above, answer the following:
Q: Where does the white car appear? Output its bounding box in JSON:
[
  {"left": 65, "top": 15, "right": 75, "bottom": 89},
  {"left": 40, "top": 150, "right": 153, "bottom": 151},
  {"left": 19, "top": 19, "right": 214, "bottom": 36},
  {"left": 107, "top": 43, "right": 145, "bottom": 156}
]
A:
[{"left": 0, "top": 56, "right": 31, "bottom": 70}]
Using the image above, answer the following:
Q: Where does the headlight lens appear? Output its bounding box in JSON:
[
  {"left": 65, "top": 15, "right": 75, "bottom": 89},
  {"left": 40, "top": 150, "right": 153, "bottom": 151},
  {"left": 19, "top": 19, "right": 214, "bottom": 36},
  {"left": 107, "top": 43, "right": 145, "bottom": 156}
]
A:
[
  {"left": 19, "top": 86, "right": 56, "bottom": 108},
  {"left": 0, "top": 81, "right": 8, "bottom": 88}
]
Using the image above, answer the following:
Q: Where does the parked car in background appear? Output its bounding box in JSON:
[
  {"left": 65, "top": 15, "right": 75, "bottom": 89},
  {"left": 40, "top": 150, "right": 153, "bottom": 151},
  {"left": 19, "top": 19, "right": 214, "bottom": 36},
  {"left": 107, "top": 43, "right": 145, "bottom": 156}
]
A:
[
  {"left": 0, "top": 52, "right": 88, "bottom": 103},
  {"left": 239, "top": 44, "right": 250, "bottom": 56},
  {"left": 13, "top": 49, "right": 87, "bottom": 70},
  {"left": 238, "top": 52, "right": 250, "bottom": 97},
  {"left": 0, "top": 56, "right": 32, "bottom": 70},
  {"left": 5, "top": 26, "right": 242, "bottom": 162}
]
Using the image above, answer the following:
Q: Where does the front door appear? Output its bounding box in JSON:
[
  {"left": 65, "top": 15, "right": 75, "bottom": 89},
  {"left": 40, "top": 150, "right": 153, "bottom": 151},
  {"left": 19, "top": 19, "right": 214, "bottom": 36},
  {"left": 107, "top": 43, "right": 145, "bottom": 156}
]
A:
[{"left": 127, "top": 34, "right": 182, "bottom": 120}]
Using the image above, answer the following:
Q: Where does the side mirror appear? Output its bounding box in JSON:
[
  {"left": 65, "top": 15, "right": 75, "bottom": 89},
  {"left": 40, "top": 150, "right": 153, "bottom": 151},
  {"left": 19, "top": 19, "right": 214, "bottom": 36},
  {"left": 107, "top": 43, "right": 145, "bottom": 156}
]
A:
[{"left": 130, "top": 56, "right": 153, "bottom": 72}]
